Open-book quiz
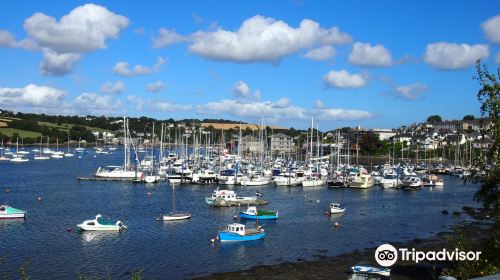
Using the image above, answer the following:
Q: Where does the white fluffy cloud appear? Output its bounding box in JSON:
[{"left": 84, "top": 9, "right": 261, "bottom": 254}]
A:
[
  {"left": 314, "top": 100, "right": 325, "bottom": 108},
  {"left": 152, "top": 28, "right": 187, "bottom": 48},
  {"left": 24, "top": 4, "right": 129, "bottom": 53},
  {"left": 0, "top": 4, "right": 128, "bottom": 76},
  {"left": 0, "top": 84, "right": 67, "bottom": 108},
  {"left": 146, "top": 81, "right": 166, "bottom": 92},
  {"left": 127, "top": 95, "right": 191, "bottom": 112},
  {"left": 315, "top": 108, "right": 375, "bottom": 121},
  {"left": 232, "top": 80, "right": 260, "bottom": 100},
  {"left": 348, "top": 42, "right": 392, "bottom": 66},
  {"left": 40, "top": 49, "right": 81, "bottom": 76},
  {"left": 101, "top": 81, "right": 125, "bottom": 94},
  {"left": 275, "top": 97, "right": 291, "bottom": 108},
  {"left": 323, "top": 70, "right": 367, "bottom": 89},
  {"left": 74, "top": 93, "right": 122, "bottom": 113},
  {"left": 196, "top": 98, "right": 374, "bottom": 121},
  {"left": 424, "top": 42, "right": 489, "bottom": 70},
  {"left": 113, "top": 56, "right": 165, "bottom": 77},
  {"left": 394, "top": 83, "right": 429, "bottom": 100},
  {"left": 0, "top": 30, "right": 38, "bottom": 50},
  {"left": 189, "top": 15, "right": 351, "bottom": 62},
  {"left": 197, "top": 99, "right": 308, "bottom": 120},
  {"left": 232, "top": 81, "right": 250, "bottom": 97},
  {"left": 304, "top": 46, "right": 336, "bottom": 61},
  {"left": 482, "top": 15, "right": 500, "bottom": 43},
  {"left": 0, "top": 30, "right": 16, "bottom": 47}
]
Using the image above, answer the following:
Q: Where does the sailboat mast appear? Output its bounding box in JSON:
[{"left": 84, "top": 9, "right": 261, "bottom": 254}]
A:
[
  {"left": 172, "top": 183, "right": 176, "bottom": 212},
  {"left": 310, "top": 117, "right": 314, "bottom": 162},
  {"left": 123, "top": 117, "right": 127, "bottom": 169}
]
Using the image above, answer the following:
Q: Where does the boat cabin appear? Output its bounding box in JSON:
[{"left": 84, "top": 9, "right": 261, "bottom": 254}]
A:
[
  {"left": 211, "top": 190, "right": 236, "bottom": 200},
  {"left": 227, "top": 223, "right": 246, "bottom": 235},
  {"left": 244, "top": 206, "right": 258, "bottom": 215}
]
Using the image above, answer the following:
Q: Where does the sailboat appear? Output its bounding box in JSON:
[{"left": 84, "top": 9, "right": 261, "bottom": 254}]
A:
[
  {"left": 162, "top": 183, "right": 191, "bottom": 221},
  {"left": 0, "top": 140, "right": 9, "bottom": 161},
  {"left": 64, "top": 137, "right": 74, "bottom": 157},
  {"left": 51, "top": 138, "right": 64, "bottom": 159},
  {"left": 94, "top": 117, "right": 144, "bottom": 180},
  {"left": 34, "top": 137, "right": 50, "bottom": 160},
  {"left": 10, "top": 138, "right": 29, "bottom": 162},
  {"left": 75, "top": 138, "right": 86, "bottom": 153}
]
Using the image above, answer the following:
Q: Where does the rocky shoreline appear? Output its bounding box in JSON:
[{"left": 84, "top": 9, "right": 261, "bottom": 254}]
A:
[{"left": 195, "top": 208, "right": 496, "bottom": 280}]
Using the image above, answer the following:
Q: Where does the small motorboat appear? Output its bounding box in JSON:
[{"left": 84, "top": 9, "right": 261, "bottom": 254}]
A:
[
  {"left": 239, "top": 206, "right": 278, "bottom": 220},
  {"left": 77, "top": 214, "right": 127, "bottom": 231},
  {"left": 0, "top": 205, "right": 27, "bottom": 219},
  {"left": 351, "top": 265, "right": 390, "bottom": 277},
  {"left": 329, "top": 203, "right": 346, "bottom": 214},
  {"left": 218, "top": 223, "right": 265, "bottom": 242}
]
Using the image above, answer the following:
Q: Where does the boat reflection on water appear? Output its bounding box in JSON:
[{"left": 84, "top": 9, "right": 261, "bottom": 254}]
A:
[{"left": 79, "top": 231, "right": 120, "bottom": 243}]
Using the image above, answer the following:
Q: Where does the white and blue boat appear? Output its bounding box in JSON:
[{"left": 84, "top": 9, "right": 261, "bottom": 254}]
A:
[
  {"left": 0, "top": 205, "right": 27, "bottom": 219},
  {"left": 351, "top": 265, "right": 390, "bottom": 277},
  {"left": 218, "top": 223, "right": 265, "bottom": 242},
  {"left": 239, "top": 206, "right": 278, "bottom": 220}
]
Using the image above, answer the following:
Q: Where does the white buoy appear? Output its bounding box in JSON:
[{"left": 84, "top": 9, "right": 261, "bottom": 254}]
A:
[
  {"left": 210, "top": 238, "right": 215, "bottom": 243},
  {"left": 37, "top": 197, "right": 42, "bottom": 201},
  {"left": 334, "top": 222, "right": 340, "bottom": 227}
]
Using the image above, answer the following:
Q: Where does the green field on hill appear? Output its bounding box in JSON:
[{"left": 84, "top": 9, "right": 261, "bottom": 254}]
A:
[{"left": 0, "top": 128, "right": 42, "bottom": 138}]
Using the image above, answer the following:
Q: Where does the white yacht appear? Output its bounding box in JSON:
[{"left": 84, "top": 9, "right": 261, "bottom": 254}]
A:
[
  {"left": 240, "top": 175, "right": 271, "bottom": 186},
  {"left": 349, "top": 174, "right": 374, "bottom": 189},
  {"left": 301, "top": 176, "right": 324, "bottom": 187}
]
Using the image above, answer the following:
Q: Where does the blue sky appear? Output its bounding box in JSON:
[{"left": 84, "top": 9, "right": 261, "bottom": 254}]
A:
[{"left": 0, "top": 1, "right": 499, "bottom": 130}]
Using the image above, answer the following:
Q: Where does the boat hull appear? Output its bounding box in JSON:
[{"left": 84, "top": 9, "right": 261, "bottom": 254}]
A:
[
  {"left": 163, "top": 213, "right": 191, "bottom": 221},
  {"left": 0, "top": 213, "right": 26, "bottom": 219},
  {"left": 0, "top": 206, "right": 27, "bottom": 219},
  {"left": 330, "top": 208, "right": 346, "bottom": 214},
  {"left": 351, "top": 265, "right": 390, "bottom": 277},
  {"left": 77, "top": 224, "right": 122, "bottom": 231},
  {"left": 239, "top": 212, "right": 278, "bottom": 220},
  {"left": 218, "top": 231, "right": 265, "bottom": 242}
]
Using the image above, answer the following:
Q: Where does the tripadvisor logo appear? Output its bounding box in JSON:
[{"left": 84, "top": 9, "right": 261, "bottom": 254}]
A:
[
  {"left": 375, "top": 244, "right": 482, "bottom": 267},
  {"left": 375, "top": 244, "right": 398, "bottom": 267}
]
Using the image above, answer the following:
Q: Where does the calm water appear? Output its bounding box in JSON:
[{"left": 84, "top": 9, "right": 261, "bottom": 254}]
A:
[{"left": 0, "top": 151, "right": 479, "bottom": 279}]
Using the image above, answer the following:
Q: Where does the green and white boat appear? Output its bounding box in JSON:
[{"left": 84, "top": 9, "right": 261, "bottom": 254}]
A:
[
  {"left": 0, "top": 205, "right": 27, "bottom": 219},
  {"left": 77, "top": 214, "right": 127, "bottom": 231}
]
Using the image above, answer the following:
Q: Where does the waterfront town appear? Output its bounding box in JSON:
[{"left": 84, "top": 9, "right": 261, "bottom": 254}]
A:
[{"left": 0, "top": 1, "right": 498, "bottom": 280}]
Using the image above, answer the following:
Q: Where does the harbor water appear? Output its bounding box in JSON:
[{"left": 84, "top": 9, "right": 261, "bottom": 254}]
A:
[{"left": 0, "top": 151, "right": 479, "bottom": 279}]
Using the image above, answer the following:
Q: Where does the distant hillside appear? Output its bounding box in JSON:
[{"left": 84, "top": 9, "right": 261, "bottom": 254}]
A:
[{"left": 201, "top": 123, "right": 286, "bottom": 131}]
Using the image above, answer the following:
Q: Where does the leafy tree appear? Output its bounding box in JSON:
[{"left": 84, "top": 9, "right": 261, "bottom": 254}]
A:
[
  {"left": 427, "top": 115, "right": 442, "bottom": 123},
  {"left": 463, "top": 114, "right": 475, "bottom": 121},
  {"left": 473, "top": 60, "right": 499, "bottom": 211}
]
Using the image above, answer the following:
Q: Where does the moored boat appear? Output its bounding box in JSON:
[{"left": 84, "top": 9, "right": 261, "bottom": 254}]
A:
[
  {"left": 301, "top": 176, "right": 324, "bottom": 187},
  {"left": 217, "top": 223, "right": 265, "bottom": 242},
  {"left": 163, "top": 183, "right": 191, "bottom": 221},
  {"left": 0, "top": 205, "right": 27, "bottom": 219},
  {"left": 77, "top": 214, "right": 127, "bottom": 231},
  {"left": 239, "top": 206, "right": 278, "bottom": 220},
  {"left": 205, "top": 188, "right": 259, "bottom": 206},
  {"left": 329, "top": 203, "right": 346, "bottom": 214},
  {"left": 351, "top": 265, "right": 390, "bottom": 277}
]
